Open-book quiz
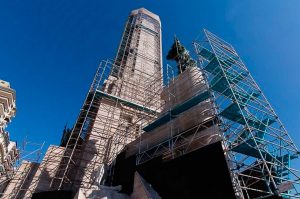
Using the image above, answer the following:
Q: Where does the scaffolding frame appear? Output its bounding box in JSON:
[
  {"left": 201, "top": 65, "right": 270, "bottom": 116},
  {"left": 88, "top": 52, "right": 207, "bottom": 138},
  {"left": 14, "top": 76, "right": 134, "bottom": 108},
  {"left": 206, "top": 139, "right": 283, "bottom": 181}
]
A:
[
  {"left": 0, "top": 139, "right": 44, "bottom": 199},
  {"left": 16, "top": 139, "right": 45, "bottom": 167},
  {"left": 193, "top": 29, "right": 300, "bottom": 199},
  {"left": 46, "top": 58, "right": 163, "bottom": 192},
  {"left": 135, "top": 64, "right": 221, "bottom": 164},
  {"left": 47, "top": 9, "right": 163, "bottom": 192},
  {"left": 131, "top": 33, "right": 227, "bottom": 170}
]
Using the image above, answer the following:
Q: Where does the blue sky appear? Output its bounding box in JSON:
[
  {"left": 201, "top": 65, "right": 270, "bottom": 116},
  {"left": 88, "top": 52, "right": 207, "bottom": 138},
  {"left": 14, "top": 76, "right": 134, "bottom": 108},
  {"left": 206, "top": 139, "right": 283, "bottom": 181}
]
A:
[{"left": 1, "top": 0, "right": 300, "bottom": 163}]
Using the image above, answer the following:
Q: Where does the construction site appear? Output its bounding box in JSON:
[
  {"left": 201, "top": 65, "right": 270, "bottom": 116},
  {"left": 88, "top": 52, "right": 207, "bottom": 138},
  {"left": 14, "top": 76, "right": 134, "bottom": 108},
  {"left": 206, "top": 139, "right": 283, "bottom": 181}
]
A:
[{"left": 0, "top": 7, "right": 300, "bottom": 199}]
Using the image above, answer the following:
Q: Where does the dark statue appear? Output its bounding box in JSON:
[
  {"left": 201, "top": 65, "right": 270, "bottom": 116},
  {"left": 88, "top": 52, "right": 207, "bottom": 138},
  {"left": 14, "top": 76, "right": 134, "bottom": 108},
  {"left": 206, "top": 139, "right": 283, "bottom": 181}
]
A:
[{"left": 166, "top": 38, "right": 196, "bottom": 74}]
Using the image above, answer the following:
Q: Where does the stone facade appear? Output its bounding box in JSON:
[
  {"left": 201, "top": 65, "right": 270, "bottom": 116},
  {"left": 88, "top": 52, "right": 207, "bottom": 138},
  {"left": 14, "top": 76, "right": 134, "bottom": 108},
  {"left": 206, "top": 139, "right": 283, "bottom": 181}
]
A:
[
  {"left": 70, "top": 8, "right": 163, "bottom": 190},
  {"left": 0, "top": 80, "right": 18, "bottom": 181},
  {"left": 0, "top": 80, "right": 18, "bottom": 197}
]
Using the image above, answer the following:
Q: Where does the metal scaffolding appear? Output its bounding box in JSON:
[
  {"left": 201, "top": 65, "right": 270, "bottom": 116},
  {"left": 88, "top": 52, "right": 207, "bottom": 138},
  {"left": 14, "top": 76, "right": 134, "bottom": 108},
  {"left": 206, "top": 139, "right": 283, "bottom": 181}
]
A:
[
  {"left": 135, "top": 64, "right": 220, "bottom": 165},
  {"left": 48, "top": 8, "right": 163, "bottom": 193},
  {"left": 0, "top": 139, "right": 44, "bottom": 199},
  {"left": 3, "top": 18, "right": 299, "bottom": 198},
  {"left": 48, "top": 58, "right": 163, "bottom": 192},
  {"left": 0, "top": 8, "right": 164, "bottom": 198},
  {"left": 193, "top": 29, "right": 300, "bottom": 199}
]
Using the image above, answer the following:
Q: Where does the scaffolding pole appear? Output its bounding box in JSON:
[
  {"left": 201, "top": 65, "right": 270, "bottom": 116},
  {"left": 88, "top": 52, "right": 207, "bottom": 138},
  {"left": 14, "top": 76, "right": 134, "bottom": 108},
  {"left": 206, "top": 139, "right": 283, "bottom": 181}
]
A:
[{"left": 193, "top": 29, "right": 300, "bottom": 199}]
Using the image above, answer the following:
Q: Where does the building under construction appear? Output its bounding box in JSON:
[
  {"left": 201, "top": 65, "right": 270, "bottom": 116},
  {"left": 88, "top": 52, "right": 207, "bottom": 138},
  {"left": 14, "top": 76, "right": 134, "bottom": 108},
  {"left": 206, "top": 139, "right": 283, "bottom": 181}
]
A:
[{"left": 1, "top": 8, "right": 300, "bottom": 199}]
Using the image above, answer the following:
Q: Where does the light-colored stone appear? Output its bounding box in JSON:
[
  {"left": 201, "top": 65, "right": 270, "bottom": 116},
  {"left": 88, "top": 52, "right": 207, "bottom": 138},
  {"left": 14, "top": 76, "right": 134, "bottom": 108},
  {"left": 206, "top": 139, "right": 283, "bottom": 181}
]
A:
[
  {"left": 131, "top": 172, "right": 161, "bottom": 199},
  {"left": 74, "top": 186, "right": 129, "bottom": 199},
  {"left": 0, "top": 80, "right": 18, "bottom": 193}
]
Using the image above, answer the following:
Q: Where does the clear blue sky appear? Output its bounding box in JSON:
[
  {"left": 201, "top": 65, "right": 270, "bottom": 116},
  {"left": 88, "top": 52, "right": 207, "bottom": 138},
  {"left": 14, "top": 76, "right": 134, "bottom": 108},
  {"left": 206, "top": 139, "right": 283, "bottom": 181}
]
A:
[{"left": 1, "top": 0, "right": 300, "bottom": 163}]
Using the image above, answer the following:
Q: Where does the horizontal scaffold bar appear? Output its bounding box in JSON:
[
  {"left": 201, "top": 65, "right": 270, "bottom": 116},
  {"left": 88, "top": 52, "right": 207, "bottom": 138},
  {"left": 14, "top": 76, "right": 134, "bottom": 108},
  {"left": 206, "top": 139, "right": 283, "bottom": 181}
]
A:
[
  {"left": 143, "top": 91, "right": 210, "bottom": 132},
  {"left": 96, "top": 90, "right": 158, "bottom": 115}
]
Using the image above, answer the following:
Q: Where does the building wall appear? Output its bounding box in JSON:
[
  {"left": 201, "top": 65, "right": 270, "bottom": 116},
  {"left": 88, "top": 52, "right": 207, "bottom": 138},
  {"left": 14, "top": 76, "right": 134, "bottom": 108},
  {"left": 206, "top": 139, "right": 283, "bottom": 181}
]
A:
[
  {"left": 126, "top": 67, "right": 221, "bottom": 159},
  {"left": 27, "top": 145, "right": 66, "bottom": 195},
  {"left": 1, "top": 161, "right": 39, "bottom": 199},
  {"left": 0, "top": 80, "right": 16, "bottom": 127},
  {"left": 0, "top": 80, "right": 18, "bottom": 191},
  {"left": 70, "top": 8, "right": 163, "bottom": 190},
  {"left": 3, "top": 145, "right": 67, "bottom": 198},
  {"left": 113, "top": 8, "right": 162, "bottom": 110}
]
